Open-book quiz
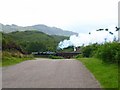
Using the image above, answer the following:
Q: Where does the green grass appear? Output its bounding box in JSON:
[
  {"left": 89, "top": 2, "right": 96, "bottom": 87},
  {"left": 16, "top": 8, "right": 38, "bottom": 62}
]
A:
[
  {"left": 77, "top": 58, "right": 118, "bottom": 88},
  {"left": 2, "top": 56, "right": 34, "bottom": 67},
  {"left": 2, "top": 51, "right": 34, "bottom": 67},
  {"left": 48, "top": 55, "right": 64, "bottom": 59},
  {"left": 0, "top": 60, "right": 2, "bottom": 67}
]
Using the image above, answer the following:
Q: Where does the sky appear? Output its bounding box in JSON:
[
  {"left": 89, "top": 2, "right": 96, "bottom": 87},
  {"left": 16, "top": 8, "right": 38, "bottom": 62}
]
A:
[{"left": 0, "top": 0, "right": 119, "bottom": 33}]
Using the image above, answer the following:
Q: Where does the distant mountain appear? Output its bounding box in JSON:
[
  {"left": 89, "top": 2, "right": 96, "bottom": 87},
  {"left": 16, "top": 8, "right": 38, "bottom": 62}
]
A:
[{"left": 0, "top": 23, "right": 77, "bottom": 36}]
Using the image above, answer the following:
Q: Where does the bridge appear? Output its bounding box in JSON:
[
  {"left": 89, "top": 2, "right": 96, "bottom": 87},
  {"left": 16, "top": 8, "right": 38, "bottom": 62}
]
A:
[
  {"left": 56, "top": 52, "right": 80, "bottom": 58},
  {"left": 32, "top": 51, "right": 81, "bottom": 59}
]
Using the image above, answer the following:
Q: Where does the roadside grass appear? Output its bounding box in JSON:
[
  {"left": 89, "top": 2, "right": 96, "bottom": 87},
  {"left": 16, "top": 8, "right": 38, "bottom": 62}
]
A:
[
  {"left": 1, "top": 51, "right": 34, "bottom": 67},
  {"left": 48, "top": 55, "right": 64, "bottom": 59},
  {"left": 34, "top": 55, "right": 64, "bottom": 59},
  {"left": 0, "top": 61, "right": 1, "bottom": 67},
  {"left": 2, "top": 56, "right": 34, "bottom": 67},
  {"left": 0, "top": 55, "right": 1, "bottom": 66},
  {"left": 77, "top": 58, "right": 118, "bottom": 88}
]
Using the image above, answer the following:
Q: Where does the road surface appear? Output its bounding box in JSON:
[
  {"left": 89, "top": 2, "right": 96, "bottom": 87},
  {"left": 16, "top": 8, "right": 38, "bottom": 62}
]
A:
[{"left": 2, "top": 58, "right": 101, "bottom": 88}]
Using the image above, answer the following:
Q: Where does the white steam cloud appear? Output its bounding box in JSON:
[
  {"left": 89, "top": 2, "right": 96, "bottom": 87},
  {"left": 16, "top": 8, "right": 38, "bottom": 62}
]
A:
[{"left": 58, "top": 25, "right": 118, "bottom": 49}]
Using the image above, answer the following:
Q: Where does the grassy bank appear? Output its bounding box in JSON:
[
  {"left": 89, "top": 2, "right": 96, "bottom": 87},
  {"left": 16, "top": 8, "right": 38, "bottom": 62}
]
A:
[
  {"left": 77, "top": 58, "right": 118, "bottom": 88},
  {"left": 2, "top": 56, "right": 34, "bottom": 67},
  {"left": 0, "top": 58, "right": 1, "bottom": 67},
  {"left": 2, "top": 51, "right": 34, "bottom": 67}
]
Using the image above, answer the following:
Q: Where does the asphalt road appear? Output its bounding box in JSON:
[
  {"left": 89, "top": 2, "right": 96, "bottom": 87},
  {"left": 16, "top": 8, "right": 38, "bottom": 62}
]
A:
[{"left": 2, "top": 58, "right": 101, "bottom": 88}]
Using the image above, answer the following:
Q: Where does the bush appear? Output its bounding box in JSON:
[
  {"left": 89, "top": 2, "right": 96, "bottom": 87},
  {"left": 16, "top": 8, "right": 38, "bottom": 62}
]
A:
[
  {"left": 75, "top": 54, "right": 83, "bottom": 58},
  {"left": 95, "top": 42, "right": 120, "bottom": 64},
  {"left": 81, "top": 43, "right": 100, "bottom": 57},
  {"left": 78, "top": 42, "right": 120, "bottom": 64},
  {"left": 48, "top": 55, "right": 64, "bottom": 59}
]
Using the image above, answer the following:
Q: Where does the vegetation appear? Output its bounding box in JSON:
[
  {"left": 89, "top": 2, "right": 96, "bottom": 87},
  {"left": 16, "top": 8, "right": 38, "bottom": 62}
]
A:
[
  {"left": 3, "top": 31, "right": 68, "bottom": 53},
  {"left": 80, "top": 42, "right": 120, "bottom": 64},
  {"left": 74, "top": 54, "right": 83, "bottom": 58},
  {"left": 95, "top": 42, "right": 120, "bottom": 64},
  {"left": 0, "top": 51, "right": 2, "bottom": 67},
  {"left": 77, "top": 58, "right": 118, "bottom": 88},
  {"left": 75, "top": 42, "right": 119, "bottom": 89},
  {"left": 2, "top": 31, "right": 67, "bottom": 66},
  {"left": 48, "top": 55, "right": 64, "bottom": 59},
  {"left": 81, "top": 43, "right": 100, "bottom": 57},
  {"left": 1, "top": 27, "right": 119, "bottom": 89},
  {"left": 2, "top": 51, "right": 34, "bottom": 66}
]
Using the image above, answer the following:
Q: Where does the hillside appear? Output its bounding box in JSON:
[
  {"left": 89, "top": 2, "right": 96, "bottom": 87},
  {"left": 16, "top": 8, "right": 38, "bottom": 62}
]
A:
[
  {"left": 2, "top": 31, "right": 68, "bottom": 53},
  {"left": 0, "top": 23, "right": 77, "bottom": 36}
]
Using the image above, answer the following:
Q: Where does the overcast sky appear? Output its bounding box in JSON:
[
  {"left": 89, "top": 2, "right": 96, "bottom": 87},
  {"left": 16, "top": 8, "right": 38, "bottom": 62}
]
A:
[{"left": 0, "top": 0, "right": 119, "bottom": 33}]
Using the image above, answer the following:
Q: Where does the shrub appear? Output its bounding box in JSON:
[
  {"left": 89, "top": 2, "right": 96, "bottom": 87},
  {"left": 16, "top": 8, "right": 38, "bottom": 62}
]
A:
[
  {"left": 48, "top": 55, "right": 64, "bottom": 59},
  {"left": 81, "top": 43, "right": 100, "bottom": 57},
  {"left": 95, "top": 42, "right": 120, "bottom": 64},
  {"left": 75, "top": 54, "right": 83, "bottom": 58},
  {"left": 79, "top": 42, "right": 120, "bottom": 64}
]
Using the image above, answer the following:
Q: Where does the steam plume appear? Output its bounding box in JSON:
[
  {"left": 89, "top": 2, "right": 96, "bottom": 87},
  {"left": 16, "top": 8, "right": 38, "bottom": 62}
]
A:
[{"left": 58, "top": 25, "right": 118, "bottom": 49}]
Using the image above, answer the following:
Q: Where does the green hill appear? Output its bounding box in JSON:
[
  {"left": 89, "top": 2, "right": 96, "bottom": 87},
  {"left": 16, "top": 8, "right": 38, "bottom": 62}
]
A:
[{"left": 2, "top": 31, "right": 68, "bottom": 53}]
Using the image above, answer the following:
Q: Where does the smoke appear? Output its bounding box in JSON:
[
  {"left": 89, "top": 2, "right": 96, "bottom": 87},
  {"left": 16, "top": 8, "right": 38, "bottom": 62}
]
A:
[
  {"left": 58, "top": 25, "right": 118, "bottom": 49},
  {"left": 57, "top": 39, "right": 73, "bottom": 50}
]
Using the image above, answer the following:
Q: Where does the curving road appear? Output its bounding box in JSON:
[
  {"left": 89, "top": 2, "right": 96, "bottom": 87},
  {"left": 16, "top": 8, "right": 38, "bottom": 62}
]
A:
[{"left": 2, "top": 58, "right": 101, "bottom": 88}]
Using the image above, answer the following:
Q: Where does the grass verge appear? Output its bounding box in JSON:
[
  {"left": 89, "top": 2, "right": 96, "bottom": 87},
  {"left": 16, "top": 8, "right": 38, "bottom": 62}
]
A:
[
  {"left": 2, "top": 51, "right": 34, "bottom": 67},
  {"left": 77, "top": 58, "right": 118, "bottom": 88},
  {"left": 48, "top": 55, "right": 64, "bottom": 59},
  {"left": 2, "top": 56, "right": 34, "bottom": 67}
]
